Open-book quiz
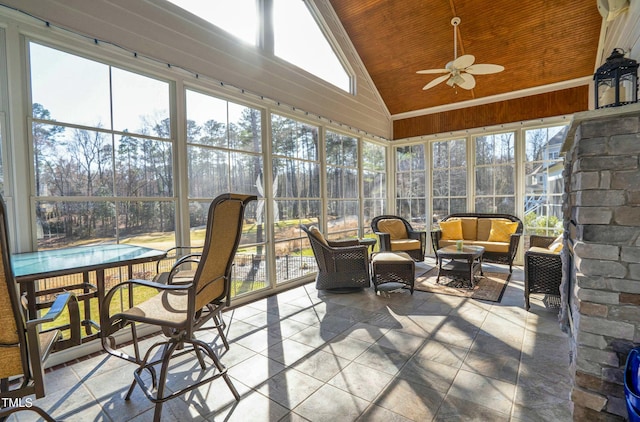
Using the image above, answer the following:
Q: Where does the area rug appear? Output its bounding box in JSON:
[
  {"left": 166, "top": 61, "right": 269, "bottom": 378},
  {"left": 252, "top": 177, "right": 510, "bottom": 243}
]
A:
[{"left": 414, "top": 267, "right": 510, "bottom": 302}]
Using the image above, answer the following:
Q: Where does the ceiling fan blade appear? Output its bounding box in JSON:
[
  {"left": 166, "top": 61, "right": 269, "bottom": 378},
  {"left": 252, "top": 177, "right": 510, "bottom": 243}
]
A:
[
  {"left": 465, "top": 63, "right": 505, "bottom": 75},
  {"left": 423, "top": 74, "right": 450, "bottom": 90},
  {"left": 452, "top": 54, "right": 475, "bottom": 70},
  {"left": 458, "top": 73, "right": 476, "bottom": 90},
  {"left": 416, "top": 68, "right": 449, "bottom": 74}
]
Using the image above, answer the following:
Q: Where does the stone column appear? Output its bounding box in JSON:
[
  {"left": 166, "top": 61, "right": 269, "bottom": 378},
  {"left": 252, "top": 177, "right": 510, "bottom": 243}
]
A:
[{"left": 561, "top": 104, "right": 640, "bottom": 420}]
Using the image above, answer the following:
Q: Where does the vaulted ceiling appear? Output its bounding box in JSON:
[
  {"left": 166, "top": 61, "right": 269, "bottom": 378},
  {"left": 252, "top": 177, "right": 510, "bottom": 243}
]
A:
[{"left": 329, "top": 0, "right": 603, "bottom": 136}]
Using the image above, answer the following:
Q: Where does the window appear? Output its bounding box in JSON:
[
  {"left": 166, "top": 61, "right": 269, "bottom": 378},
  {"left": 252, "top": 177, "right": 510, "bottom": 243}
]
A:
[
  {"left": 524, "top": 125, "right": 566, "bottom": 237},
  {"left": 165, "top": 0, "right": 258, "bottom": 45},
  {"left": 325, "top": 130, "right": 359, "bottom": 240},
  {"left": 396, "top": 144, "right": 427, "bottom": 231},
  {"left": 362, "top": 141, "right": 386, "bottom": 235},
  {"left": 271, "top": 114, "right": 320, "bottom": 283},
  {"left": 273, "top": 0, "right": 350, "bottom": 91},
  {"left": 475, "top": 132, "right": 516, "bottom": 214},
  {"left": 166, "top": 0, "right": 351, "bottom": 92},
  {"left": 432, "top": 139, "right": 467, "bottom": 225},
  {"left": 186, "top": 89, "right": 265, "bottom": 296},
  {"left": 30, "top": 42, "right": 174, "bottom": 250}
]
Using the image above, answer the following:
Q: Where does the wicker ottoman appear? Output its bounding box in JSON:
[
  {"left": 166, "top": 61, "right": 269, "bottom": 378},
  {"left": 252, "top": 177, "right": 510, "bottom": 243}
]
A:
[{"left": 371, "top": 251, "right": 415, "bottom": 294}]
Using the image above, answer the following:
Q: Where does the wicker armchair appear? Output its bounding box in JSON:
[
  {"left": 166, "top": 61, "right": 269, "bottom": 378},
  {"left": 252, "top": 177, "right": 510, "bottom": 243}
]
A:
[
  {"left": 524, "top": 235, "right": 562, "bottom": 311},
  {"left": 300, "top": 224, "right": 370, "bottom": 291},
  {"left": 371, "top": 215, "right": 426, "bottom": 261}
]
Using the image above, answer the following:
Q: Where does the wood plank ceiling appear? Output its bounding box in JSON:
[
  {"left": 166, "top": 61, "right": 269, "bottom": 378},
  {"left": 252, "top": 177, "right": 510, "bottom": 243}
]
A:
[{"left": 329, "top": 0, "right": 604, "bottom": 138}]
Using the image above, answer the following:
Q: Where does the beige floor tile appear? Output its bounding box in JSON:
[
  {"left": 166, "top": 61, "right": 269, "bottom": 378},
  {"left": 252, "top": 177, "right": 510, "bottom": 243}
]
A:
[
  {"left": 327, "top": 361, "right": 394, "bottom": 401},
  {"left": 413, "top": 338, "right": 468, "bottom": 369},
  {"left": 294, "top": 384, "right": 370, "bottom": 422},
  {"left": 447, "top": 370, "right": 516, "bottom": 415},
  {"left": 353, "top": 343, "right": 413, "bottom": 375},
  {"left": 255, "top": 368, "right": 324, "bottom": 410},
  {"left": 374, "top": 378, "right": 445, "bottom": 421}
]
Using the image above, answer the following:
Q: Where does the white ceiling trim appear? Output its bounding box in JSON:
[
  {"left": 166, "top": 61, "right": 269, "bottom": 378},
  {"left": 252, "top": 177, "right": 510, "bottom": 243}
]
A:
[{"left": 391, "top": 76, "right": 592, "bottom": 121}]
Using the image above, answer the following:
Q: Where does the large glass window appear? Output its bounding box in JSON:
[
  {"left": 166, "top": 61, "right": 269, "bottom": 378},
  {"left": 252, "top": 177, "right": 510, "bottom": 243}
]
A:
[
  {"left": 166, "top": 0, "right": 351, "bottom": 92},
  {"left": 165, "top": 0, "right": 258, "bottom": 45},
  {"left": 396, "top": 144, "right": 427, "bottom": 231},
  {"left": 362, "top": 141, "right": 386, "bottom": 235},
  {"left": 273, "top": 0, "right": 350, "bottom": 91},
  {"left": 325, "top": 130, "right": 358, "bottom": 240},
  {"left": 432, "top": 139, "right": 467, "bottom": 225},
  {"left": 186, "top": 89, "right": 265, "bottom": 297},
  {"left": 524, "top": 125, "right": 566, "bottom": 237},
  {"left": 30, "top": 43, "right": 174, "bottom": 250},
  {"left": 271, "top": 114, "right": 320, "bottom": 283},
  {"left": 475, "top": 132, "right": 516, "bottom": 214}
]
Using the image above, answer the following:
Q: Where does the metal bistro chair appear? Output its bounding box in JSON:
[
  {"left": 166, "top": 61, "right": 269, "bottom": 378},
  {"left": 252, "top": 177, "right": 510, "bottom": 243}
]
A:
[
  {"left": 0, "top": 195, "right": 81, "bottom": 421},
  {"left": 101, "top": 193, "right": 256, "bottom": 422}
]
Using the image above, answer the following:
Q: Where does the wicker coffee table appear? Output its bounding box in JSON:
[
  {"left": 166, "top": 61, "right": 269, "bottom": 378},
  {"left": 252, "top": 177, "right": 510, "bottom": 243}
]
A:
[{"left": 436, "top": 245, "right": 485, "bottom": 288}]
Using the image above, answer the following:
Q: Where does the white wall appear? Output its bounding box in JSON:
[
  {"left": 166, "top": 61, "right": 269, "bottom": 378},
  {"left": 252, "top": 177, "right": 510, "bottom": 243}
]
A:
[
  {"left": 0, "top": 0, "right": 391, "bottom": 139},
  {"left": 599, "top": 0, "right": 640, "bottom": 64}
]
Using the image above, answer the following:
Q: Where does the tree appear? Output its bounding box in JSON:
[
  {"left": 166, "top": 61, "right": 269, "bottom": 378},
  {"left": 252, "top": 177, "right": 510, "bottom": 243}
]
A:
[{"left": 32, "top": 103, "right": 64, "bottom": 197}]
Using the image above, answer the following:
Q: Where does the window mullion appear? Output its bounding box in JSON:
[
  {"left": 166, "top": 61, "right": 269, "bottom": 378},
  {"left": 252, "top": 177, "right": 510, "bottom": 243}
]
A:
[{"left": 260, "top": 0, "right": 274, "bottom": 54}]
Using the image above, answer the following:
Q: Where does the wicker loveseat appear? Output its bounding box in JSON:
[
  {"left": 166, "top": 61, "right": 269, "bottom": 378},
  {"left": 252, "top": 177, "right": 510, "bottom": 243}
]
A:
[
  {"left": 524, "top": 234, "right": 562, "bottom": 311},
  {"left": 431, "top": 213, "right": 523, "bottom": 273}
]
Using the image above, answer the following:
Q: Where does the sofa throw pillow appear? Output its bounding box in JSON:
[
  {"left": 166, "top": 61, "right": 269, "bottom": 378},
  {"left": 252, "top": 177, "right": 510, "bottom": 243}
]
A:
[
  {"left": 487, "top": 220, "right": 518, "bottom": 242},
  {"left": 308, "top": 225, "right": 328, "bottom": 246},
  {"left": 549, "top": 234, "right": 563, "bottom": 252},
  {"left": 377, "top": 219, "right": 408, "bottom": 240},
  {"left": 440, "top": 220, "right": 463, "bottom": 240}
]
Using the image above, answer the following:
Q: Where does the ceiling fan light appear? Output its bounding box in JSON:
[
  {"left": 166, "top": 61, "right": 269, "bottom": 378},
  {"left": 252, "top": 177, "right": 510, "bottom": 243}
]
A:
[{"left": 448, "top": 74, "right": 464, "bottom": 87}]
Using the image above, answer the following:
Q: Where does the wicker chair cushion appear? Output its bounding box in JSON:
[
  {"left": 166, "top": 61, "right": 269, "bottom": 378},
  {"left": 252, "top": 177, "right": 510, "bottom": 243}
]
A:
[
  {"left": 377, "top": 219, "right": 408, "bottom": 240},
  {"left": 549, "top": 235, "right": 563, "bottom": 252},
  {"left": 459, "top": 218, "right": 478, "bottom": 240},
  {"left": 528, "top": 246, "right": 560, "bottom": 255},
  {"left": 440, "top": 220, "right": 463, "bottom": 240},
  {"left": 476, "top": 218, "right": 511, "bottom": 240},
  {"left": 488, "top": 220, "right": 519, "bottom": 242},
  {"left": 308, "top": 225, "right": 328, "bottom": 246},
  {"left": 390, "top": 239, "right": 421, "bottom": 251}
]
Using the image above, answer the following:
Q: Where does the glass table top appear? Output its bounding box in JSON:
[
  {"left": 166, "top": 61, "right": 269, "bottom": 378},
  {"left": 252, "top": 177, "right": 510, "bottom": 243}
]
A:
[{"left": 12, "top": 244, "right": 166, "bottom": 279}]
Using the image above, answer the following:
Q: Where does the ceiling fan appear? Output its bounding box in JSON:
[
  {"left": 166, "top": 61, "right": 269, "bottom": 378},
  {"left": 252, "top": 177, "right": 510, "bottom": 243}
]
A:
[{"left": 417, "top": 17, "right": 504, "bottom": 91}]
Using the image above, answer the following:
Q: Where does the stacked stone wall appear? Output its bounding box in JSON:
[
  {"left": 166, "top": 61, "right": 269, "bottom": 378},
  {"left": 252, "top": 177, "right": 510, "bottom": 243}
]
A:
[{"left": 564, "top": 111, "right": 640, "bottom": 420}]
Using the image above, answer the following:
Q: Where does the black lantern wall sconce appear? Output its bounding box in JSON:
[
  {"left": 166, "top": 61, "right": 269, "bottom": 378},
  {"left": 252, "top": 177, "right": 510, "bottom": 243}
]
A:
[{"left": 594, "top": 48, "right": 638, "bottom": 109}]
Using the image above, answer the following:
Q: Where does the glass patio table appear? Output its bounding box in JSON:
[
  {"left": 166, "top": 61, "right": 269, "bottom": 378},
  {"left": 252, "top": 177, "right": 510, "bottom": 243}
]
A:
[{"left": 12, "top": 244, "right": 167, "bottom": 351}]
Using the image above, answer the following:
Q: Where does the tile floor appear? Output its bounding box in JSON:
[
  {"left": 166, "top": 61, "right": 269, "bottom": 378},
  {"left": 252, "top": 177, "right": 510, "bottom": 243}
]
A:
[{"left": 11, "top": 259, "right": 573, "bottom": 421}]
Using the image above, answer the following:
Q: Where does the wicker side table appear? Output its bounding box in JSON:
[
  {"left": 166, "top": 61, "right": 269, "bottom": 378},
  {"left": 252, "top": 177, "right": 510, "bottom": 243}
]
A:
[{"left": 371, "top": 251, "right": 415, "bottom": 294}]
